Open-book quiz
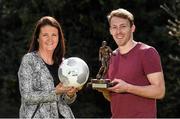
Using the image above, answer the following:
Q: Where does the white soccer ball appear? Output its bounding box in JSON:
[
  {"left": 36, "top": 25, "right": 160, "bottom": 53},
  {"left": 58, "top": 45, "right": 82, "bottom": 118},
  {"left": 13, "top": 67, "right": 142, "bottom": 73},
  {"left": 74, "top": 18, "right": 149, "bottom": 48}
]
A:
[{"left": 58, "top": 57, "right": 89, "bottom": 88}]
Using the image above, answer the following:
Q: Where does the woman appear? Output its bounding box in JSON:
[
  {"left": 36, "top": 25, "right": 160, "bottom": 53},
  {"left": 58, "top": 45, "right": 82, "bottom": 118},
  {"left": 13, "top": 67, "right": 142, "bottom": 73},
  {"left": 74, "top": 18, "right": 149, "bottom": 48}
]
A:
[{"left": 18, "top": 16, "right": 77, "bottom": 118}]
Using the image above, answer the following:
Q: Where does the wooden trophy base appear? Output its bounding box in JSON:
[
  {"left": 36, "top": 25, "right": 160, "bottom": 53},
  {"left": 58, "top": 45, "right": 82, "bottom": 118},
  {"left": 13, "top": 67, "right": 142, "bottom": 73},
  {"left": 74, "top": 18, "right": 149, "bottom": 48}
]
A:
[{"left": 87, "top": 79, "right": 117, "bottom": 89}]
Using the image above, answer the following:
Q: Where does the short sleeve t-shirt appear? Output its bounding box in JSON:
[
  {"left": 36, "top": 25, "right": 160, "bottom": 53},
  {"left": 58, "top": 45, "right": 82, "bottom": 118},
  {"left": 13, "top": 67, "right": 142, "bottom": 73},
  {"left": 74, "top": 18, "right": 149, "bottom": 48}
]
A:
[{"left": 107, "top": 42, "right": 162, "bottom": 118}]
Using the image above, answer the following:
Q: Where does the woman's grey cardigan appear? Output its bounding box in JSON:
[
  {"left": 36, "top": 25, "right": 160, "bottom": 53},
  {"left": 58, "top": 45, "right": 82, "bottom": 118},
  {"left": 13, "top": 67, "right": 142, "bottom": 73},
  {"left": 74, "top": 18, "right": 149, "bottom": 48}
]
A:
[{"left": 18, "top": 52, "right": 76, "bottom": 118}]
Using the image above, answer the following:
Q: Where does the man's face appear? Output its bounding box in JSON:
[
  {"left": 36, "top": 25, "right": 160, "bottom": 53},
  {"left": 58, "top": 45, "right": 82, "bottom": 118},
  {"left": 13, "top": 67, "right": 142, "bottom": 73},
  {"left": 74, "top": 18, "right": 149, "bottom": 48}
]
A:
[{"left": 109, "top": 16, "right": 135, "bottom": 47}]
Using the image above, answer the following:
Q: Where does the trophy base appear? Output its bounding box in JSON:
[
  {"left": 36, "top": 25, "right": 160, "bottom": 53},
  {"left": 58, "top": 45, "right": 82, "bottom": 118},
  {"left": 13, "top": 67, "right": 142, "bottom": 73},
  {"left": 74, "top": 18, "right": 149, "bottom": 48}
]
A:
[{"left": 87, "top": 79, "right": 117, "bottom": 89}]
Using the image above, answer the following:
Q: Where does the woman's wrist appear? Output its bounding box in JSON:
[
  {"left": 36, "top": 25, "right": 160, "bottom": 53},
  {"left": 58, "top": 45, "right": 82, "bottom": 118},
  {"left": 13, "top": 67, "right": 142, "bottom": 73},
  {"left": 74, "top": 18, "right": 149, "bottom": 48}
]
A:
[{"left": 66, "top": 93, "right": 75, "bottom": 98}]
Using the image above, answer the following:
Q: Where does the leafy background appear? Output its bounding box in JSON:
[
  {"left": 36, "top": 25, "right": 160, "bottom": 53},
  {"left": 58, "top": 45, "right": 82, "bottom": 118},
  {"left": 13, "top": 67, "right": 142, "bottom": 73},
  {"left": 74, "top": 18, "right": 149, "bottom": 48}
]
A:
[{"left": 0, "top": 0, "right": 179, "bottom": 117}]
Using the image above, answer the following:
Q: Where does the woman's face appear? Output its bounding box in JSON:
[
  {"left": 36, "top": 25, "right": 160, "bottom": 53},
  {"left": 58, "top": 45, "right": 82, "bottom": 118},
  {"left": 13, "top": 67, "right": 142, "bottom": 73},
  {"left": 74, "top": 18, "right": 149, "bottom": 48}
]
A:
[{"left": 38, "top": 25, "right": 59, "bottom": 53}]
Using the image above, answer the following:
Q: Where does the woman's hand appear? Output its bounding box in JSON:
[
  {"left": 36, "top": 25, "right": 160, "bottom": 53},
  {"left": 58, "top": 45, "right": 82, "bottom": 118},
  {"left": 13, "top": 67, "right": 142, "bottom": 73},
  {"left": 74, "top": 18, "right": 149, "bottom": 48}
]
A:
[
  {"left": 55, "top": 83, "right": 74, "bottom": 95},
  {"left": 55, "top": 83, "right": 79, "bottom": 98},
  {"left": 66, "top": 87, "right": 78, "bottom": 98}
]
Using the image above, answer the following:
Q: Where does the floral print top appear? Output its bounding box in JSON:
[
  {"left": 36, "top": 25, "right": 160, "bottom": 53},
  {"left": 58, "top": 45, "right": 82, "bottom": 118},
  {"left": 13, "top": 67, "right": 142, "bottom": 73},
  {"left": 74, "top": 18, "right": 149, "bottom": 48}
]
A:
[{"left": 18, "top": 51, "right": 76, "bottom": 118}]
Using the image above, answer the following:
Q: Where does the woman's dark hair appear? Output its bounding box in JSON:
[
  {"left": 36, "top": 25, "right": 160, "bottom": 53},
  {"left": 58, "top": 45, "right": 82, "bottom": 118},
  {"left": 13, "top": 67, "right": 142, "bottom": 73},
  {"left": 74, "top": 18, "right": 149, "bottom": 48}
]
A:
[{"left": 28, "top": 16, "right": 65, "bottom": 65}]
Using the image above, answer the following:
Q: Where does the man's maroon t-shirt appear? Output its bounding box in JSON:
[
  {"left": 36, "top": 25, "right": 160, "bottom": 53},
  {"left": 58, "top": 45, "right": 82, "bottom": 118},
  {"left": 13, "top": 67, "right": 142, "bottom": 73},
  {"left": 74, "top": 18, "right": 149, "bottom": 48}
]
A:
[{"left": 107, "top": 42, "right": 162, "bottom": 118}]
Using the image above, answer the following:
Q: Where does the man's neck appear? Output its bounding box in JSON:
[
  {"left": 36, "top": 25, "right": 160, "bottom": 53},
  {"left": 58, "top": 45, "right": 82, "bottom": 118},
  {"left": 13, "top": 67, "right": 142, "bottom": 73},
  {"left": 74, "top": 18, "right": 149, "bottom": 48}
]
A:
[{"left": 118, "top": 40, "right": 137, "bottom": 54}]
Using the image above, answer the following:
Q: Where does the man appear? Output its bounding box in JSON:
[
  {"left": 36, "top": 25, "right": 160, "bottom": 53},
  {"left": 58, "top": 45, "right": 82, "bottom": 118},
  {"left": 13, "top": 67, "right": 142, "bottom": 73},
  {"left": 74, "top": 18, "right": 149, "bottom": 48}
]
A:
[
  {"left": 97, "top": 8, "right": 165, "bottom": 118},
  {"left": 96, "top": 41, "right": 113, "bottom": 79}
]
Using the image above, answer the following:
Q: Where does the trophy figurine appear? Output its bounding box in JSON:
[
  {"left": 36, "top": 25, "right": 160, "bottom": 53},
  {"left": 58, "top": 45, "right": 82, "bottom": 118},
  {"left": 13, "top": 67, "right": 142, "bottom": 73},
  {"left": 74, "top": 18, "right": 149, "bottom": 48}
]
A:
[{"left": 88, "top": 41, "right": 116, "bottom": 88}]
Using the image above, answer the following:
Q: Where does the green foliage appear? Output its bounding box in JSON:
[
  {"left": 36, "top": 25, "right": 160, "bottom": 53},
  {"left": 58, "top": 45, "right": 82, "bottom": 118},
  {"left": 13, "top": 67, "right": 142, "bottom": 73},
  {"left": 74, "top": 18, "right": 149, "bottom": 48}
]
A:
[{"left": 0, "top": 0, "right": 179, "bottom": 117}]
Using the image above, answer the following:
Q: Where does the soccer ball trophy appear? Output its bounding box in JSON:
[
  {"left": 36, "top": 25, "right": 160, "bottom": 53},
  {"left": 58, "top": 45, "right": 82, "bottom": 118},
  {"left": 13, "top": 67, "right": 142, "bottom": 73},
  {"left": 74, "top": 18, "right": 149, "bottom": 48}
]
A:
[{"left": 58, "top": 57, "right": 89, "bottom": 88}]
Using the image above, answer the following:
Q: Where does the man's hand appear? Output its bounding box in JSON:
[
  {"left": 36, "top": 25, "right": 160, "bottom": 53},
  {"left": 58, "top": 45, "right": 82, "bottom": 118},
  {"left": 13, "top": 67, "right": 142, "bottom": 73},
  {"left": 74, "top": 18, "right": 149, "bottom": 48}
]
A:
[
  {"left": 95, "top": 88, "right": 110, "bottom": 101},
  {"left": 107, "top": 78, "right": 129, "bottom": 93}
]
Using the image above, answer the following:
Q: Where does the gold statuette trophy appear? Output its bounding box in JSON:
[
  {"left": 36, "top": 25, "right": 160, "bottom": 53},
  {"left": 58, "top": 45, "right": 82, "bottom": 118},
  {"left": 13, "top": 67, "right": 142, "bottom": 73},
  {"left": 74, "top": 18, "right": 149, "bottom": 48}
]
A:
[{"left": 88, "top": 41, "right": 117, "bottom": 88}]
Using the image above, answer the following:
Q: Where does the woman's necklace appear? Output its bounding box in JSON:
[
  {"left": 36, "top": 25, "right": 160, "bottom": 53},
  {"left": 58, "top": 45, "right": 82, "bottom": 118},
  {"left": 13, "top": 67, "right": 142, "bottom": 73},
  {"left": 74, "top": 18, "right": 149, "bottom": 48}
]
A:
[{"left": 38, "top": 51, "right": 54, "bottom": 65}]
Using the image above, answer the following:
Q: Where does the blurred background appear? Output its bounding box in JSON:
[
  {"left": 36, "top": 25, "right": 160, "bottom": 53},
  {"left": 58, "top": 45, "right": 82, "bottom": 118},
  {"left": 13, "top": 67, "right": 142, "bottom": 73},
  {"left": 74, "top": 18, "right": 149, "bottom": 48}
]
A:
[{"left": 0, "top": 0, "right": 179, "bottom": 118}]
